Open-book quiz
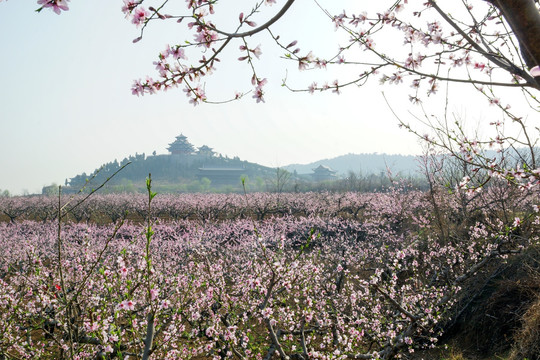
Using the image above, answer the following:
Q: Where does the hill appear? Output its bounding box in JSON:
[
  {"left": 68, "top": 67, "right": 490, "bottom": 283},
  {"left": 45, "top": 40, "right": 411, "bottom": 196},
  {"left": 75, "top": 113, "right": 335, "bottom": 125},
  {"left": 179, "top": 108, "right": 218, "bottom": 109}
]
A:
[
  {"left": 284, "top": 153, "right": 420, "bottom": 177},
  {"left": 55, "top": 134, "right": 276, "bottom": 194}
]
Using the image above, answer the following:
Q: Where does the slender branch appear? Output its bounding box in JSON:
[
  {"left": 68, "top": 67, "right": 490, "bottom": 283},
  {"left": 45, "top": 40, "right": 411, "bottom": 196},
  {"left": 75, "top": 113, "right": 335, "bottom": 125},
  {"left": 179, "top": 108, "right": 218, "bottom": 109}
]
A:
[
  {"left": 371, "top": 284, "right": 419, "bottom": 322},
  {"left": 207, "top": 0, "right": 296, "bottom": 38},
  {"left": 62, "top": 162, "right": 132, "bottom": 217}
]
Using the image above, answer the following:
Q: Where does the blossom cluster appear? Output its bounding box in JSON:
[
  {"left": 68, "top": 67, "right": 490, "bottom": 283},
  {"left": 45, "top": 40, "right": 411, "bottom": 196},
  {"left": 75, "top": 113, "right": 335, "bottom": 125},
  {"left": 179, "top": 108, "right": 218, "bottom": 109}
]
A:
[{"left": 36, "top": 0, "right": 69, "bottom": 15}]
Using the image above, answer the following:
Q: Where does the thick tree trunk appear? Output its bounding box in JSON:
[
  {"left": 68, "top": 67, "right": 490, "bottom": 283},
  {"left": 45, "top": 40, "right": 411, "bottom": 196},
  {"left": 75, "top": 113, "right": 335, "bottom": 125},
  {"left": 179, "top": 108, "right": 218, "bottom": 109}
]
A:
[{"left": 491, "top": 0, "right": 540, "bottom": 76}]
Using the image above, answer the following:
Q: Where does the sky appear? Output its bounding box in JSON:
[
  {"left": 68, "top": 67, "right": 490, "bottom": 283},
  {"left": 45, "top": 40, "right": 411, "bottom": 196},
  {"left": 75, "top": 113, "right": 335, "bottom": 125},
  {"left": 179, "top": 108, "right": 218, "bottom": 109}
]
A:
[{"left": 0, "top": 0, "right": 531, "bottom": 194}]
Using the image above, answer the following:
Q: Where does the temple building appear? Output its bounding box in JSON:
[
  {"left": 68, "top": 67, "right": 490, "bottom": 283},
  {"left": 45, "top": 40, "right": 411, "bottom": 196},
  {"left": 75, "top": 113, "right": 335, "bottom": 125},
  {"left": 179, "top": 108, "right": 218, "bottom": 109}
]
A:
[
  {"left": 197, "top": 166, "right": 245, "bottom": 185},
  {"left": 167, "top": 134, "right": 195, "bottom": 155},
  {"left": 197, "top": 145, "right": 215, "bottom": 158},
  {"left": 311, "top": 165, "right": 337, "bottom": 182}
]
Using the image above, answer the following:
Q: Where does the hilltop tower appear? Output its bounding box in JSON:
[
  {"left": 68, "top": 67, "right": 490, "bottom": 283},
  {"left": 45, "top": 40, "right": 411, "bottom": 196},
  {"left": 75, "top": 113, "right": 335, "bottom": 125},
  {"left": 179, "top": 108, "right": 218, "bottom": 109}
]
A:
[{"left": 167, "top": 134, "right": 195, "bottom": 155}]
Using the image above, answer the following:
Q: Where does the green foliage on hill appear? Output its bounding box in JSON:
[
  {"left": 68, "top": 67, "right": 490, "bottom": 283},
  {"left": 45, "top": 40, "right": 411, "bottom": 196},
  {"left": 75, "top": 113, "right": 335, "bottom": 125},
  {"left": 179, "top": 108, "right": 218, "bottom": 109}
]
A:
[{"left": 65, "top": 152, "right": 275, "bottom": 193}]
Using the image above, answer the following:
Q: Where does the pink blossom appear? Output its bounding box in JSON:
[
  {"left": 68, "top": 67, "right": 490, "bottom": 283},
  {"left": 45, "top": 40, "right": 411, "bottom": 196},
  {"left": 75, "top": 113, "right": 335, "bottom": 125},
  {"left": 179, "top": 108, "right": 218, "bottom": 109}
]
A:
[
  {"left": 251, "top": 45, "right": 262, "bottom": 59},
  {"left": 314, "top": 59, "right": 327, "bottom": 69},
  {"left": 389, "top": 73, "right": 403, "bottom": 84},
  {"left": 458, "top": 176, "right": 470, "bottom": 189},
  {"left": 427, "top": 78, "right": 438, "bottom": 95},
  {"left": 169, "top": 46, "right": 187, "bottom": 60},
  {"left": 132, "top": 7, "right": 149, "bottom": 27},
  {"left": 252, "top": 78, "right": 267, "bottom": 103},
  {"left": 363, "top": 37, "right": 374, "bottom": 50},
  {"left": 194, "top": 8, "right": 208, "bottom": 19},
  {"left": 332, "top": 80, "right": 340, "bottom": 94},
  {"left": 252, "top": 87, "right": 265, "bottom": 103},
  {"left": 333, "top": 11, "right": 346, "bottom": 30},
  {"left": 395, "top": 3, "right": 405, "bottom": 12},
  {"left": 126, "top": 300, "right": 135, "bottom": 310},
  {"left": 37, "top": 0, "right": 69, "bottom": 14},
  {"left": 150, "top": 287, "right": 159, "bottom": 300},
  {"left": 154, "top": 60, "right": 167, "bottom": 77},
  {"left": 261, "top": 307, "right": 273, "bottom": 318},
  {"left": 194, "top": 28, "right": 218, "bottom": 48},
  {"left": 119, "top": 266, "right": 130, "bottom": 277},
  {"left": 121, "top": 0, "right": 137, "bottom": 15},
  {"left": 184, "top": 85, "right": 207, "bottom": 106},
  {"left": 160, "top": 299, "right": 171, "bottom": 309},
  {"left": 298, "top": 51, "right": 314, "bottom": 70},
  {"left": 131, "top": 79, "right": 145, "bottom": 96},
  {"left": 350, "top": 12, "right": 368, "bottom": 27},
  {"left": 118, "top": 299, "right": 136, "bottom": 311},
  {"left": 488, "top": 97, "right": 500, "bottom": 106}
]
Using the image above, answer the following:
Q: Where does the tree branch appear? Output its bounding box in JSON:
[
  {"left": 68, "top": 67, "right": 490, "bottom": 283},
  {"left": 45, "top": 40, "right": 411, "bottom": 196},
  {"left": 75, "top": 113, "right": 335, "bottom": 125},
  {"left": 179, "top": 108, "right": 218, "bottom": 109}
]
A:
[{"left": 208, "top": 0, "right": 296, "bottom": 38}]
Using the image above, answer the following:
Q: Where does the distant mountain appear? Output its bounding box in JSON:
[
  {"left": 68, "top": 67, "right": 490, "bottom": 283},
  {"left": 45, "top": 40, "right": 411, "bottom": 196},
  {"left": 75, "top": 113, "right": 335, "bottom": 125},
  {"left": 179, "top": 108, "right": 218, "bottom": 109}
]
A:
[
  {"left": 284, "top": 153, "right": 421, "bottom": 177},
  {"left": 284, "top": 147, "right": 539, "bottom": 179}
]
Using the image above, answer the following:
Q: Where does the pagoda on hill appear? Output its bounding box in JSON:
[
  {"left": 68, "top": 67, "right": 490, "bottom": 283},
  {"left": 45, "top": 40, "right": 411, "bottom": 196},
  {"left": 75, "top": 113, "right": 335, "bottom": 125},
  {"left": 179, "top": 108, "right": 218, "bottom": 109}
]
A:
[{"left": 167, "top": 134, "right": 195, "bottom": 155}]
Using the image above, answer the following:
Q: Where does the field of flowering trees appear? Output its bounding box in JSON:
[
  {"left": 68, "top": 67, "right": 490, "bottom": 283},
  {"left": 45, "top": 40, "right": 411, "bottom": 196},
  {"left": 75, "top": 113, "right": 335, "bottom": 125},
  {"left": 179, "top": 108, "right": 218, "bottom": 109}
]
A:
[{"left": 0, "top": 178, "right": 539, "bottom": 360}]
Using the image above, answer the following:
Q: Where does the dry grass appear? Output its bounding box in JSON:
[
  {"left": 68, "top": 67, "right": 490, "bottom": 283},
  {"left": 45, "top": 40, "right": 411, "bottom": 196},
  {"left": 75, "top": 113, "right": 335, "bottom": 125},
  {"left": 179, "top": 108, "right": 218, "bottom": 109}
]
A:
[
  {"left": 432, "top": 245, "right": 540, "bottom": 360},
  {"left": 509, "top": 288, "right": 540, "bottom": 360}
]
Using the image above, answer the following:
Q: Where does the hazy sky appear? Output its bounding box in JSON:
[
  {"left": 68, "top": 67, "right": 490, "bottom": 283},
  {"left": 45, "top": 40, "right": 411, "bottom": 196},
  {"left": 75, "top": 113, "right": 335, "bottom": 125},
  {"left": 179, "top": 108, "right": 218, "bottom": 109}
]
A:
[{"left": 0, "top": 0, "right": 527, "bottom": 194}]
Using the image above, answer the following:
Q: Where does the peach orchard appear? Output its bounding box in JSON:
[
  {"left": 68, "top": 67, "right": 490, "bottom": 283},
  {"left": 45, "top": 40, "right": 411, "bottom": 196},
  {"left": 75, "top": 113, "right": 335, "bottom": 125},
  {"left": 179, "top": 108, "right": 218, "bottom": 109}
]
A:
[{"left": 0, "top": 177, "right": 539, "bottom": 359}]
